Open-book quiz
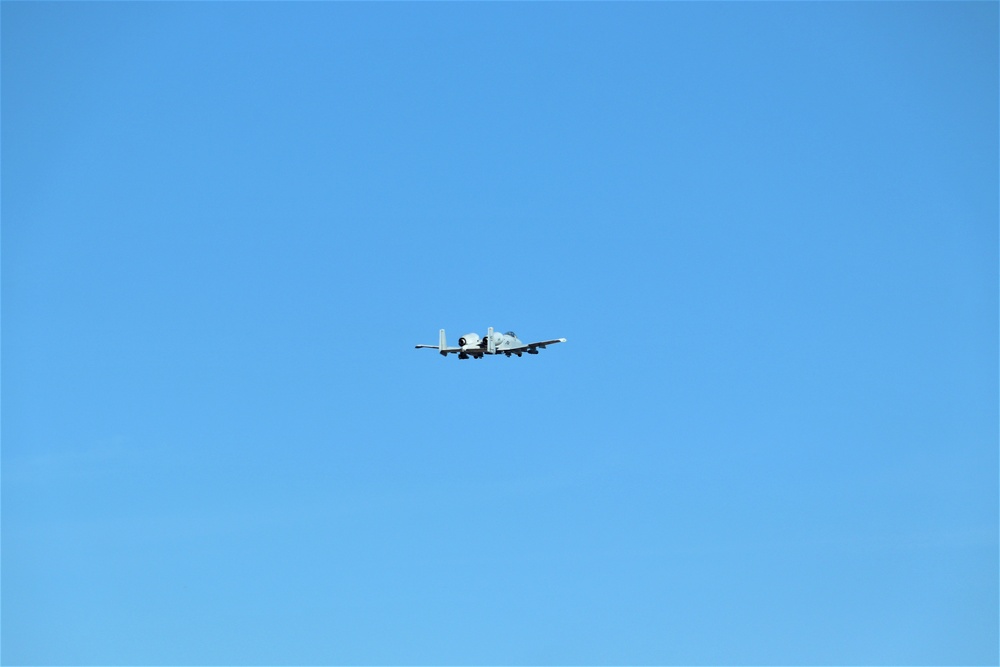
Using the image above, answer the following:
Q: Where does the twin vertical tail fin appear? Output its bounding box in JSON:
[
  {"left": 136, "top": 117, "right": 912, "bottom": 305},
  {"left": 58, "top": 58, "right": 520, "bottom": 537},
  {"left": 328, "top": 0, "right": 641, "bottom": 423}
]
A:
[
  {"left": 487, "top": 326, "right": 495, "bottom": 354},
  {"left": 439, "top": 329, "right": 446, "bottom": 355}
]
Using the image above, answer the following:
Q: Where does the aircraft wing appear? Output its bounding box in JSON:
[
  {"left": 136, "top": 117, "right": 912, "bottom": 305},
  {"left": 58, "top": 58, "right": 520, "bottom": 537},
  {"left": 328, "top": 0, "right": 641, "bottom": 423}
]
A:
[{"left": 505, "top": 338, "right": 567, "bottom": 353}]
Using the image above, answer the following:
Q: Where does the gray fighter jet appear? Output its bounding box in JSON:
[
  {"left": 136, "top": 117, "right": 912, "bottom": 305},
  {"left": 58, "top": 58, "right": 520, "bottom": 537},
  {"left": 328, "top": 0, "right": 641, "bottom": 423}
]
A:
[{"left": 416, "top": 328, "right": 566, "bottom": 359}]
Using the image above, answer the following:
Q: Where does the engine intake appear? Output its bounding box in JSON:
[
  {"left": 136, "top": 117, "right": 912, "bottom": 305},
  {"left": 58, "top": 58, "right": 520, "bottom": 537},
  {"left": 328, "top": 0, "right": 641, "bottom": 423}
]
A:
[{"left": 458, "top": 333, "right": 481, "bottom": 347}]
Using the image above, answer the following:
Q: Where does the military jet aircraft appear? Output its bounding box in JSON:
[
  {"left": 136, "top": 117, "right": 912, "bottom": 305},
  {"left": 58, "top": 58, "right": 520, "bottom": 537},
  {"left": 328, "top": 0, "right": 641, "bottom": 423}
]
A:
[{"left": 416, "top": 328, "right": 566, "bottom": 359}]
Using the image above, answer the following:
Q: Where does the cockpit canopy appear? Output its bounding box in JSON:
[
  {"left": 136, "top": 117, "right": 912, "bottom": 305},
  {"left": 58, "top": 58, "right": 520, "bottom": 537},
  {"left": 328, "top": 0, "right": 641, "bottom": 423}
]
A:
[{"left": 504, "top": 331, "right": 516, "bottom": 338}]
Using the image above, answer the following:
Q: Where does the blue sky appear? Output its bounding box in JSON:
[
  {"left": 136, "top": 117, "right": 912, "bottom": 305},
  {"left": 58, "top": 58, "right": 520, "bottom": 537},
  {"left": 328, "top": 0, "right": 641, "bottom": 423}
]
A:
[{"left": 2, "top": 2, "right": 997, "bottom": 665}]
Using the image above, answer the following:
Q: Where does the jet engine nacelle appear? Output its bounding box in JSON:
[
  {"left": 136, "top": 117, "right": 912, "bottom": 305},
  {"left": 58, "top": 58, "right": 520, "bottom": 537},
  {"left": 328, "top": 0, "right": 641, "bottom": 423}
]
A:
[{"left": 458, "top": 333, "right": 481, "bottom": 347}]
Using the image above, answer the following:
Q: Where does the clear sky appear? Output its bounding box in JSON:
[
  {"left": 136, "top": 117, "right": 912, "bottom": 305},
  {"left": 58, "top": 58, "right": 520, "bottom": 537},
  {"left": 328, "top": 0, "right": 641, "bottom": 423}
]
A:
[{"left": 2, "top": 2, "right": 997, "bottom": 665}]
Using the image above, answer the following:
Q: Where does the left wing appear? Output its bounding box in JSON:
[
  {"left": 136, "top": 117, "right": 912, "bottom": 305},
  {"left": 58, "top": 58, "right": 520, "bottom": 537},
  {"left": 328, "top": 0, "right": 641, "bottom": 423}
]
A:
[{"left": 504, "top": 338, "right": 567, "bottom": 354}]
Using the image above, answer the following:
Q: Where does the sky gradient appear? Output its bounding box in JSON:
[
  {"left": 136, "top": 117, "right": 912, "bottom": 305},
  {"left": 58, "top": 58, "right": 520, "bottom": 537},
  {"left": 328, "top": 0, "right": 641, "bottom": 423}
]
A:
[{"left": 3, "top": 2, "right": 998, "bottom": 665}]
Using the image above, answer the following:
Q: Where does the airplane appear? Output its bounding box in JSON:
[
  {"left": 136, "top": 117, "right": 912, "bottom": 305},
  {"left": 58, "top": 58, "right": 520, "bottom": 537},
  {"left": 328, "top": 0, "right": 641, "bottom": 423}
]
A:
[{"left": 415, "top": 328, "right": 566, "bottom": 359}]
